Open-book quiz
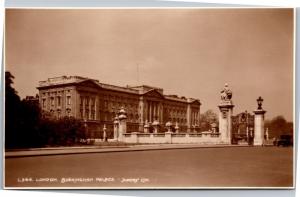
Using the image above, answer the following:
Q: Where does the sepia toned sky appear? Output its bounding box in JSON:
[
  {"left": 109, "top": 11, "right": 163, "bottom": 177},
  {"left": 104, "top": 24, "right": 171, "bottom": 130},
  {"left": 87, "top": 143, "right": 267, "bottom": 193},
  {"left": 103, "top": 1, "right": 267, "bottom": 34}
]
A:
[{"left": 5, "top": 8, "right": 294, "bottom": 121}]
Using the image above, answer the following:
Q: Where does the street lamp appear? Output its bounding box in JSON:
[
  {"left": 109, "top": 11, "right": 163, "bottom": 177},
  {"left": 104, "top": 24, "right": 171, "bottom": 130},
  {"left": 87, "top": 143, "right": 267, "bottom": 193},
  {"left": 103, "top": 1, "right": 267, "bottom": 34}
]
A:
[{"left": 257, "top": 96, "right": 264, "bottom": 110}]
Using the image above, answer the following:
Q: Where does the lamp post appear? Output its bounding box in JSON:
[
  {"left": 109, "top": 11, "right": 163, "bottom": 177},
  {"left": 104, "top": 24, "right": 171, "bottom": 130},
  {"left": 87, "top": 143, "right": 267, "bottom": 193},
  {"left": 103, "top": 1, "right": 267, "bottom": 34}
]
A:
[{"left": 257, "top": 96, "right": 264, "bottom": 110}]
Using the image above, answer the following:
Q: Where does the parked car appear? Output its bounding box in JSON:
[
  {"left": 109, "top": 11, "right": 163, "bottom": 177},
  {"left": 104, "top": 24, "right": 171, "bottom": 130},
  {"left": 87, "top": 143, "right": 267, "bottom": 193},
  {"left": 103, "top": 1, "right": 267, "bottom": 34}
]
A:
[{"left": 273, "top": 135, "right": 293, "bottom": 147}]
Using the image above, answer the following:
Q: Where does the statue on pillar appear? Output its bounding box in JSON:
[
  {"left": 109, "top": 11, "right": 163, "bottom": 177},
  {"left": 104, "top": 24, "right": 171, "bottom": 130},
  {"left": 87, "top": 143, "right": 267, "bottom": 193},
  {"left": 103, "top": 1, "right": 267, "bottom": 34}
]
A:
[
  {"left": 218, "top": 83, "right": 234, "bottom": 144},
  {"left": 220, "top": 83, "right": 232, "bottom": 103}
]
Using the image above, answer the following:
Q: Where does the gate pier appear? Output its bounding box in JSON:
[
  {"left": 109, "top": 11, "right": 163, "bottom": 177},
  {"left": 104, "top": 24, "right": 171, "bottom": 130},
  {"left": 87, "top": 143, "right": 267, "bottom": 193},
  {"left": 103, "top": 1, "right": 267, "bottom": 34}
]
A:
[{"left": 253, "top": 96, "right": 266, "bottom": 146}]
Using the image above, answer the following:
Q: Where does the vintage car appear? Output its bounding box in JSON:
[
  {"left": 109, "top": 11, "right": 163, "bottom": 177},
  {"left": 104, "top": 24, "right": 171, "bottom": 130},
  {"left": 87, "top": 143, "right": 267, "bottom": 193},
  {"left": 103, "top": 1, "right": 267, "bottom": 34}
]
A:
[{"left": 273, "top": 135, "right": 293, "bottom": 147}]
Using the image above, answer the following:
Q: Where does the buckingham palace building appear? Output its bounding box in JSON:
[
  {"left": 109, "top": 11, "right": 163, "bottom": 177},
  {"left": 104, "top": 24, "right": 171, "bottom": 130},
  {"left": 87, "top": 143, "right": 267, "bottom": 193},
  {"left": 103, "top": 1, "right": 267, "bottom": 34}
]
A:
[{"left": 37, "top": 76, "right": 201, "bottom": 138}]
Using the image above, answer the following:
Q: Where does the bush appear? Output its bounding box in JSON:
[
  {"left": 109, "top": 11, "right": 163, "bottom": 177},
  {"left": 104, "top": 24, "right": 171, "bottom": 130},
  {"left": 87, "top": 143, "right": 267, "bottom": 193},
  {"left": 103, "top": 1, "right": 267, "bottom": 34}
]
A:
[{"left": 38, "top": 116, "right": 87, "bottom": 146}]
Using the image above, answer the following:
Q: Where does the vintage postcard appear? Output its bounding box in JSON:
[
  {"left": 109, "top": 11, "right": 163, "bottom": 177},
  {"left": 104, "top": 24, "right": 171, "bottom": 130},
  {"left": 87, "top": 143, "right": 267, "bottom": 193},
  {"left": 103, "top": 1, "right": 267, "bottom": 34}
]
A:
[{"left": 4, "top": 8, "right": 294, "bottom": 189}]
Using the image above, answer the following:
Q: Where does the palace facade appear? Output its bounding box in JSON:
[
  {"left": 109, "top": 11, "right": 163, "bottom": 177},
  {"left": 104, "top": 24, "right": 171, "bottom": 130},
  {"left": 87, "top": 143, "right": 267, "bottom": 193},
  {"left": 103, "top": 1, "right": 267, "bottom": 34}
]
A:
[{"left": 37, "top": 76, "right": 201, "bottom": 138}]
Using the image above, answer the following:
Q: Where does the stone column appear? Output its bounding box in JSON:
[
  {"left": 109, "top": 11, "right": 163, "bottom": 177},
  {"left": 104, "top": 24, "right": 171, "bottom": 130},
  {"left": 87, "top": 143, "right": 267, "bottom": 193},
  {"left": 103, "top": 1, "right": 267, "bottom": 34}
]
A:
[
  {"left": 94, "top": 97, "right": 97, "bottom": 120},
  {"left": 117, "top": 108, "right": 127, "bottom": 142},
  {"left": 145, "top": 101, "right": 148, "bottom": 123},
  {"left": 83, "top": 97, "right": 86, "bottom": 119},
  {"left": 157, "top": 102, "right": 159, "bottom": 120},
  {"left": 187, "top": 102, "right": 192, "bottom": 132},
  {"left": 157, "top": 103, "right": 159, "bottom": 120},
  {"left": 253, "top": 109, "right": 266, "bottom": 146},
  {"left": 153, "top": 102, "right": 156, "bottom": 120},
  {"left": 88, "top": 97, "right": 91, "bottom": 120},
  {"left": 218, "top": 103, "right": 234, "bottom": 144},
  {"left": 149, "top": 101, "right": 152, "bottom": 123},
  {"left": 197, "top": 105, "right": 201, "bottom": 126},
  {"left": 160, "top": 103, "right": 164, "bottom": 123},
  {"left": 138, "top": 97, "right": 144, "bottom": 132}
]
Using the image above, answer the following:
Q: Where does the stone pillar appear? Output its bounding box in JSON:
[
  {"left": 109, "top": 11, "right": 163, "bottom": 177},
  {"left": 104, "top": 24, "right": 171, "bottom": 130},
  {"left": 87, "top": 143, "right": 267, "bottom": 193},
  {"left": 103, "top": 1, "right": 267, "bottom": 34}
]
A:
[
  {"left": 83, "top": 97, "right": 86, "bottom": 119},
  {"left": 94, "top": 97, "right": 97, "bottom": 120},
  {"left": 131, "top": 132, "right": 138, "bottom": 143},
  {"left": 160, "top": 103, "right": 164, "bottom": 123},
  {"left": 149, "top": 102, "right": 152, "bottom": 123},
  {"left": 175, "top": 122, "right": 179, "bottom": 133},
  {"left": 166, "top": 121, "right": 172, "bottom": 133},
  {"left": 153, "top": 102, "right": 156, "bottom": 121},
  {"left": 144, "top": 121, "right": 150, "bottom": 133},
  {"left": 138, "top": 97, "right": 144, "bottom": 132},
  {"left": 156, "top": 102, "right": 159, "bottom": 120},
  {"left": 88, "top": 97, "right": 91, "bottom": 120},
  {"left": 157, "top": 103, "right": 159, "bottom": 120},
  {"left": 187, "top": 102, "right": 192, "bottom": 132},
  {"left": 113, "top": 116, "right": 119, "bottom": 140},
  {"left": 165, "top": 131, "right": 172, "bottom": 143},
  {"left": 152, "top": 120, "right": 159, "bottom": 133},
  {"left": 197, "top": 104, "right": 201, "bottom": 126},
  {"left": 117, "top": 108, "right": 127, "bottom": 142},
  {"left": 253, "top": 109, "right": 266, "bottom": 146},
  {"left": 145, "top": 101, "right": 148, "bottom": 123},
  {"left": 218, "top": 103, "right": 234, "bottom": 144}
]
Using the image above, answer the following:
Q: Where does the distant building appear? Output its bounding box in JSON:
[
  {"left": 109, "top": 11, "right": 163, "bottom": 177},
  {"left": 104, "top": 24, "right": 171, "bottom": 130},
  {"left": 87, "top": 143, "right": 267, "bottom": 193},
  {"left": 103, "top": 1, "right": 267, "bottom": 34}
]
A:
[
  {"left": 37, "top": 76, "right": 201, "bottom": 138},
  {"left": 23, "top": 94, "right": 39, "bottom": 106}
]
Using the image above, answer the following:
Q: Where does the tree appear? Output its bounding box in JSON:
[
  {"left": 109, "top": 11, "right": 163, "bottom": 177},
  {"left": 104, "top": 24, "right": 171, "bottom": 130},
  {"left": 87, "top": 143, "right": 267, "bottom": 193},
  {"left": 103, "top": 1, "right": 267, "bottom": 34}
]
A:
[
  {"left": 265, "top": 116, "right": 293, "bottom": 138},
  {"left": 5, "top": 71, "right": 86, "bottom": 148},
  {"left": 5, "top": 71, "right": 22, "bottom": 148},
  {"left": 199, "top": 110, "right": 218, "bottom": 131}
]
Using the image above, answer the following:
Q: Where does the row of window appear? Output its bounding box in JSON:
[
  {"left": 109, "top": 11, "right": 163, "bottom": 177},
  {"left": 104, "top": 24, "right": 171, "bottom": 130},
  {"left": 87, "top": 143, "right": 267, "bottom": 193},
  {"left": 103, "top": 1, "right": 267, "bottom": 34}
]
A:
[
  {"left": 42, "top": 90, "right": 71, "bottom": 96},
  {"left": 80, "top": 109, "right": 96, "bottom": 120},
  {"left": 100, "top": 94, "right": 139, "bottom": 103},
  {"left": 49, "top": 108, "right": 71, "bottom": 118},
  {"left": 79, "top": 110, "right": 139, "bottom": 122},
  {"left": 80, "top": 96, "right": 96, "bottom": 106},
  {"left": 42, "top": 96, "right": 71, "bottom": 108}
]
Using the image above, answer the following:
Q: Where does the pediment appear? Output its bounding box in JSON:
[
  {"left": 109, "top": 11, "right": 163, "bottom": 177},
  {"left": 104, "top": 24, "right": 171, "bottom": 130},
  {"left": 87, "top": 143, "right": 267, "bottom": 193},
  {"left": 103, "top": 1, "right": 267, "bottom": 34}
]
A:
[
  {"left": 76, "top": 80, "right": 101, "bottom": 89},
  {"left": 143, "top": 89, "right": 164, "bottom": 99},
  {"left": 190, "top": 99, "right": 201, "bottom": 105}
]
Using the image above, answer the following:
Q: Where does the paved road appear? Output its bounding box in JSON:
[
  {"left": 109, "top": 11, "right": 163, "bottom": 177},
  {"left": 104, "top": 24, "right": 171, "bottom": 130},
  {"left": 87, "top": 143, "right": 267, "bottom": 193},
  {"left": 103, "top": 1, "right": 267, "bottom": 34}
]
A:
[{"left": 5, "top": 146, "right": 293, "bottom": 188}]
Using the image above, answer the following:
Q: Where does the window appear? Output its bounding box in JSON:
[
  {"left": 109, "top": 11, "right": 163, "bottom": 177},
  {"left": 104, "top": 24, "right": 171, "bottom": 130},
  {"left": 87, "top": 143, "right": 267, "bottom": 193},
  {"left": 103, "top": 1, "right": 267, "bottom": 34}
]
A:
[
  {"left": 57, "top": 96, "right": 61, "bottom": 107},
  {"left": 80, "top": 109, "right": 83, "bottom": 119},
  {"left": 80, "top": 96, "right": 84, "bottom": 105},
  {"left": 66, "top": 108, "right": 71, "bottom": 117},
  {"left": 91, "top": 98, "right": 95, "bottom": 107},
  {"left": 42, "top": 99, "right": 46, "bottom": 108},
  {"left": 50, "top": 97, "right": 54, "bottom": 106},
  {"left": 91, "top": 111, "right": 95, "bottom": 120},
  {"left": 85, "top": 110, "right": 89, "bottom": 120},
  {"left": 86, "top": 97, "right": 89, "bottom": 105},
  {"left": 57, "top": 110, "right": 61, "bottom": 119},
  {"left": 67, "top": 96, "right": 71, "bottom": 105}
]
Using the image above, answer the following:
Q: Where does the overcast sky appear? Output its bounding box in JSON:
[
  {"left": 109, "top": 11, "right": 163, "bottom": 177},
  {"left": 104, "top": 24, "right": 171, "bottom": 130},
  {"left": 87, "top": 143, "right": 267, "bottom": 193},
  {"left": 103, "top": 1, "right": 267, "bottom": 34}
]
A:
[{"left": 5, "top": 8, "right": 294, "bottom": 121}]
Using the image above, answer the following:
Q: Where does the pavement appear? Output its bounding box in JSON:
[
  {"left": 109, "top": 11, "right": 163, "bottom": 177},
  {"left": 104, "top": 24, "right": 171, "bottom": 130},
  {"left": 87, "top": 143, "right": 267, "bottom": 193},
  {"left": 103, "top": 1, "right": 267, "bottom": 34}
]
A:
[{"left": 5, "top": 144, "right": 253, "bottom": 158}]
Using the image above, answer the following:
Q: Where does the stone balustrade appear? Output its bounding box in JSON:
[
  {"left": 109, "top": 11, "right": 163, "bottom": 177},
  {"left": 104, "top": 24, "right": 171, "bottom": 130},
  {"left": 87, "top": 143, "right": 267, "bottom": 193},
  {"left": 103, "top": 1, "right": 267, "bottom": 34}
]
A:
[{"left": 122, "top": 132, "right": 221, "bottom": 144}]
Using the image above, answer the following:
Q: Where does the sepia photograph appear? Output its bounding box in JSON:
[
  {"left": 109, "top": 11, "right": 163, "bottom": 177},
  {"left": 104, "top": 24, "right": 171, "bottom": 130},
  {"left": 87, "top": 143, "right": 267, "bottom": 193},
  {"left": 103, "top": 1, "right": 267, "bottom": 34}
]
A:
[{"left": 4, "top": 8, "right": 294, "bottom": 189}]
